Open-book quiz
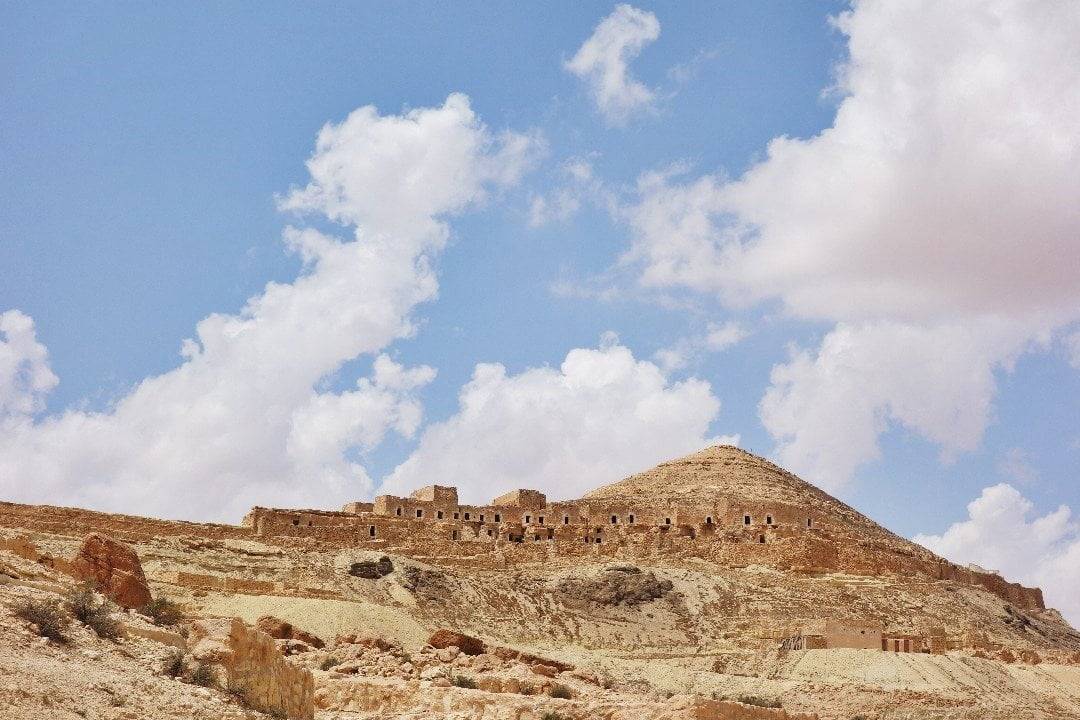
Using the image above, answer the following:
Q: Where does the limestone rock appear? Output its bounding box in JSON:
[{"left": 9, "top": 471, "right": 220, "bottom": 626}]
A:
[
  {"left": 428, "top": 629, "right": 486, "bottom": 656},
  {"left": 69, "top": 533, "right": 151, "bottom": 609},
  {"left": 189, "top": 617, "right": 314, "bottom": 719}
]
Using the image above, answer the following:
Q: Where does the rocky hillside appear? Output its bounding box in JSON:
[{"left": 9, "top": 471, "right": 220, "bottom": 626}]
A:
[{"left": 1, "top": 446, "right": 1079, "bottom": 719}]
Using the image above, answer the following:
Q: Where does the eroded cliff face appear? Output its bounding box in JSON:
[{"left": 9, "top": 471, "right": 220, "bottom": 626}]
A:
[{"left": 1, "top": 446, "right": 1079, "bottom": 719}]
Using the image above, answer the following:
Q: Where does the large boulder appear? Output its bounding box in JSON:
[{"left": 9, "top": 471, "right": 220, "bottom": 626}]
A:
[
  {"left": 256, "top": 615, "right": 325, "bottom": 649},
  {"left": 69, "top": 533, "right": 151, "bottom": 609},
  {"left": 427, "top": 629, "right": 486, "bottom": 656}
]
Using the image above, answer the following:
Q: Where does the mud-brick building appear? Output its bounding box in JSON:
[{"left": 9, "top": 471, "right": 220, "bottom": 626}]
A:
[{"left": 786, "top": 620, "right": 883, "bottom": 650}]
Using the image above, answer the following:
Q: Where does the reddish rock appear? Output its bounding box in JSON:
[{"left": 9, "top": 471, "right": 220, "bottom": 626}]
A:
[
  {"left": 530, "top": 662, "right": 558, "bottom": 677},
  {"left": 428, "top": 629, "right": 486, "bottom": 656},
  {"left": 69, "top": 533, "right": 151, "bottom": 609},
  {"left": 333, "top": 633, "right": 396, "bottom": 652},
  {"left": 492, "top": 645, "right": 574, "bottom": 672},
  {"left": 256, "top": 615, "right": 325, "bottom": 649}
]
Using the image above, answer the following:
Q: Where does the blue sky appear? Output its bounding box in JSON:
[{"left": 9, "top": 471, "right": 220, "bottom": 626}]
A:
[{"left": 2, "top": 3, "right": 1079, "bottom": 619}]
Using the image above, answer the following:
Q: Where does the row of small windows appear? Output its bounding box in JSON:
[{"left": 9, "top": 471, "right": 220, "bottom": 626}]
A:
[
  {"left": 387, "top": 507, "right": 813, "bottom": 529},
  {"left": 430, "top": 526, "right": 770, "bottom": 544},
  {"left": 395, "top": 506, "right": 501, "bottom": 523}
]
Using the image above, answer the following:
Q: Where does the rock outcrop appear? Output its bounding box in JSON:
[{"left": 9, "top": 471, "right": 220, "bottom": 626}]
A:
[
  {"left": 428, "top": 628, "right": 487, "bottom": 656},
  {"left": 69, "top": 533, "right": 151, "bottom": 609},
  {"left": 189, "top": 617, "right": 314, "bottom": 719}
]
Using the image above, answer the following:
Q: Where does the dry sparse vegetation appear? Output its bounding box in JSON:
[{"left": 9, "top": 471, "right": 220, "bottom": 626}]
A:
[
  {"left": 69, "top": 583, "right": 120, "bottom": 639},
  {"left": 189, "top": 661, "right": 214, "bottom": 687},
  {"left": 451, "top": 674, "right": 477, "bottom": 689},
  {"left": 141, "top": 595, "right": 184, "bottom": 626},
  {"left": 163, "top": 650, "right": 185, "bottom": 677},
  {"left": 12, "top": 596, "right": 70, "bottom": 643}
]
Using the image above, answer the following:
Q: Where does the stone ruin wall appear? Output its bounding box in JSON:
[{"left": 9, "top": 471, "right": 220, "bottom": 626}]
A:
[{"left": 242, "top": 483, "right": 1045, "bottom": 612}]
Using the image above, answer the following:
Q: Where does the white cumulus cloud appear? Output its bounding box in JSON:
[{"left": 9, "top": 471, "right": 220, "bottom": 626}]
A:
[
  {"left": 617, "top": 0, "right": 1080, "bottom": 488},
  {"left": 0, "top": 310, "right": 59, "bottom": 418},
  {"left": 565, "top": 4, "right": 661, "bottom": 125},
  {"left": 759, "top": 320, "right": 1043, "bottom": 491},
  {"left": 0, "top": 94, "right": 538, "bottom": 522},
  {"left": 383, "top": 335, "right": 731, "bottom": 503},
  {"left": 915, "top": 483, "right": 1080, "bottom": 627}
]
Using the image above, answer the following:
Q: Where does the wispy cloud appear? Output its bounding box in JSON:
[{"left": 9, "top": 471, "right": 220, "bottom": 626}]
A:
[{"left": 565, "top": 4, "right": 661, "bottom": 125}]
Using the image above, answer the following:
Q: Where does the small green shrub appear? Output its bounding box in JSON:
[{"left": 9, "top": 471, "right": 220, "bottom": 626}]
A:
[
  {"left": 736, "top": 695, "right": 782, "bottom": 708},
  {"left": 141, "top": 596, "right": 185, "bottom": 626},
  {"left": 68, "top": 583, "right": 120, "bottom": 640},
  {"left": 550, "top": 684, "right": 573, "bottom": 699},
  {"left": 189, "top": 661, "right": 215, "bottom": 687},
  {"left": 163, "top": 650, "right": 185, "bottom": 677},
  {"left": 451, "top": 674, "right": 477, "bottom": 689},
  {"left": 13, "top": 596, "right": 70, "bottom": 643}
]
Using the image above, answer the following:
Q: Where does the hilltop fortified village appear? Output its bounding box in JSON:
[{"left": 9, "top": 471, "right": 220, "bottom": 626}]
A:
[
  {"left": 243, "top": 447, "right": 1046, "bottom": 632},
  {"left": 2, "top": 445, "right": 1078, "bottom": 720}
]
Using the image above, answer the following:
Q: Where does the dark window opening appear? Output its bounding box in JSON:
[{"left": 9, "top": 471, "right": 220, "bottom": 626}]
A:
[
  {"left": 594, "top": 537, "right": 602, "bottom": 544},
  {"left": 452, "top": 530, "right": 459, "bottom": 540},
  {"left": 416, "top": 509, "right": 423, "bottom": 518},
  {"left": 759, "top": 534, "right": 766, "bottom": 544},
  {"left": 563, "top": 515, "right": 570, "bottom": 525},
  {"left": 766, "top": 515, "right": 773, "bottom": 525},
  {"left": 611, "top": 515, "right": 618, "bottom": 524},
  {"left": 369, "top": 526, "right": 376, "bottom": 537},
  {"left": 396, "top": 507, "right": 402, "bottom": 517},
  {"left": 453, "top": 512, "right": 459, "bottom": 520},
  {"left": 479, "top": 514, "right": 485, "bottom": 522},
  {"left": 487, "top": 529, "right": 493, "bottom": 537},
  {"left": 525, "top": 514, "right": 531, "bottom": 524},
  {"left": 534, "top": 535, "right": 540, "bottom": 541},
  {"left": 807, "top": 518, "right": 812, "bottom": 528},
  {"left": 463, "top": 512, "right": 470, "bottom": 520},
  {"left": 665, "top": 517, "right": 672, "bottom": 525},
  {"left": 705, "top": 516, "right": 713, "bottom": 525},
  {"left": 538, "top": 516, "right": 544, "bottom": 525},
  {"left": 292, "top": 519, "right": 299, "bottom": 526},
  {"left": 308, "top": 521, "right": 313, "bottom": 527},
  {"left": 628, "top": 514, "right": 635, "bottom": 524},
  {"left": 744, "top": 515, "right": 751, "bottom": 525},
  {"left": 495, "top": 514, "right": 501, "bottom": 523},
  {"left": 437, "top": 510, "right": 444, "bottom": 519}
]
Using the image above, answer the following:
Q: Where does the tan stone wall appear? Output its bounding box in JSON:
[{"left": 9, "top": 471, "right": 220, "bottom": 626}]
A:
[
  {"left": 493, "top": 488, "right": 547, "bottom": 508},
  {"left": 822, "top": 620, "right": 883, "bottom": 650}
]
